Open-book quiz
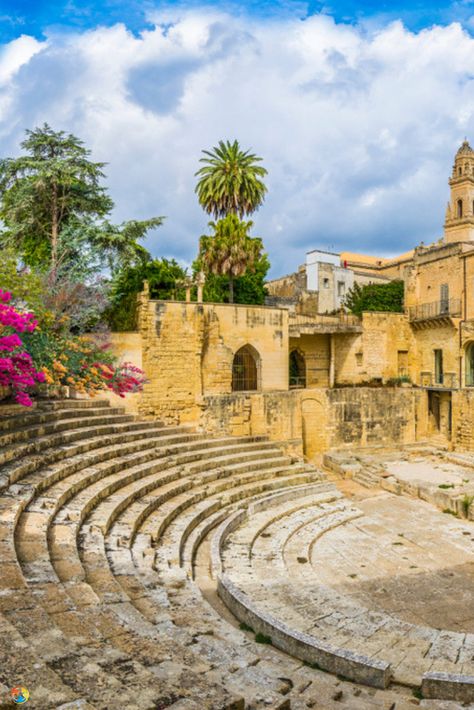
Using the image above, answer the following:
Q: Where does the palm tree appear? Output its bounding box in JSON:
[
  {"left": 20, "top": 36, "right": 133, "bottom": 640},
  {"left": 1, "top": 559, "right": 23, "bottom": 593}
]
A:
[
  {"left": 199, "top": 214, "right": 264, "bottom": 303},
  {"left": 195, "top": 140, "right": 268, "bottom": 219}
]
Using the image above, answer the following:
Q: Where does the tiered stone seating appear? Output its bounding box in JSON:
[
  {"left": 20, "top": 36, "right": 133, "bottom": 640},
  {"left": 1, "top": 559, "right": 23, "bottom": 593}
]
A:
[
  {"left": 215, "top": 487, "right": 474, "bottom": 693},
  {"left": 1, "top": 399, "right": 458, "bottom": 708}
]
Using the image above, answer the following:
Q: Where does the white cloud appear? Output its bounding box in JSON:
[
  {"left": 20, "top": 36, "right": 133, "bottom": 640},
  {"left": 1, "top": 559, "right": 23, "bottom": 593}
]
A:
[
  {"left": 1, "top": 10, "right": 474, "bottom": 276},
  {"left": 0, "top": 34, "right": 45, "bottom": 85}
]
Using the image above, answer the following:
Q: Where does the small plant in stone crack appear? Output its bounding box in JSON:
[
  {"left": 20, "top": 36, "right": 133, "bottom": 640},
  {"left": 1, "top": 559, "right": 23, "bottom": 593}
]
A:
[
  {"left": 254, "top": 632, "right": 272, "bottom": 644},
  {"left": 239, "top": 622, "right": 254, "bottom": 633},
  {"left": 461, "top": 494, "right": 474, "bottom": 518},
  {"left": 443, "top": 508, "right": 459, "bottom": 517},
  {"left": 438, "top": 483, "right": 455, "bottom": 489}
]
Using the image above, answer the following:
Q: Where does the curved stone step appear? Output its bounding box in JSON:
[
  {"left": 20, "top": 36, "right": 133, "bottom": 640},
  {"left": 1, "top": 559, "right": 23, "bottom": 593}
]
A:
[
  {"left": 4, "top": 400, "right": 442, "bottom": 707},
  {"left": 214, "top": 495, "right": 474, "bottom": 689},
  {"left": 0, "top": 400, "right": 121, "bottom": 433},
  {"left": 10, "top": 432, "right": 309, "bottom": 708},
  {"left": 0, "top": 424, "right": 198, "bottom": 490}
]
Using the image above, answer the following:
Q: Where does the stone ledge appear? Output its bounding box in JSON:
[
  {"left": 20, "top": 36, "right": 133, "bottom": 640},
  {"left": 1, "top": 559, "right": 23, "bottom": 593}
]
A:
[
  {"left": 422, "top": 671, "right": 474, "bottom": 702},
  {"left": 217, "top": 575, "right": 392, "bottom": 689},
  {"left": 247, "top": 481, "right": 333, "bottom": 515}
]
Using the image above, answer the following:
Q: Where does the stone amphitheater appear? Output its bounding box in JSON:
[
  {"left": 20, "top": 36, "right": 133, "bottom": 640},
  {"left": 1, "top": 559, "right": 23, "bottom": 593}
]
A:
[{"left": 3, "top": 399, "right": 474, "bottom": 709}]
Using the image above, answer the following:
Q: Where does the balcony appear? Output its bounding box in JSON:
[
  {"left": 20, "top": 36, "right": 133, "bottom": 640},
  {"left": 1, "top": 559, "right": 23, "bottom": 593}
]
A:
[
  {"left": 408, "top": 298, "right": 461, "bottom": 327},
  {"left": 419, "top": 371, "right": 457, "bottom": 389}
]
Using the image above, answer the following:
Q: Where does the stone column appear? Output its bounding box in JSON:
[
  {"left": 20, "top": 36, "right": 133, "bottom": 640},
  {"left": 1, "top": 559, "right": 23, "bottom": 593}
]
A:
[{"left": 196, "top": 271, "right": 206, "bottom": 303}]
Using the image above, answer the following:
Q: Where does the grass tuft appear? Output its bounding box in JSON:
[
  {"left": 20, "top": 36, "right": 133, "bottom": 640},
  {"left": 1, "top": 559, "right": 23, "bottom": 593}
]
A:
[
  {"left": 462, "top": 494, "right": 474, "bottom": 518},
  {"left": 239, "top": 622, "right": 254, "bottom": 633},
  {"left": 255, "top": 632, "right": 272, "bottom": 645}
]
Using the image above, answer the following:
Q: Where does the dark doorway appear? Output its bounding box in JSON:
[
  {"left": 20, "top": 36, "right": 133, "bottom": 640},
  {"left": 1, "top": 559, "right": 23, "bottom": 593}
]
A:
[
  {"left": 429, "top": 391, "right": 441, "bottom": 431},
  {"left": 232, "top": 345, "right": 259, "bottom": 392},
  {"left": 289, "top": 350, "right": 306, "bottom": 388}
]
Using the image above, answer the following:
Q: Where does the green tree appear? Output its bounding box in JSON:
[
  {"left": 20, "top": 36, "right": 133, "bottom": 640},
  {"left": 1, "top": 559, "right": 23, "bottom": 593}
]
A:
[
  {"left": 0, "top": 123, "right": 163, "bottom": 273},
  {"left": 198, "top": 214, "right": 265, "bottom": 303},
  {"left": 106, "top": 252, "right": 187, "bottom": 331},
  {"left": 0, "top": 249, "right": 44, "bottom": 313},
  {"left": 196, "top": 253, "right": 270, "bottom": 305},
  {"left": 195, "top": 139, "right": 267, "bottom": 219},
  {"left": 344, "top": 280, "right": 404, "bottom": 316}
]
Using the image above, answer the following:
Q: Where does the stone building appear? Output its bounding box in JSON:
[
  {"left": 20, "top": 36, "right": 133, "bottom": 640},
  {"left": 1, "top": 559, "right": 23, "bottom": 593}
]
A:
[
  {"left": 266, "top": 248, "right": 390, "bottom": 314},
  {"left": 114, "top": 140, "right": 474, "bottom": 460}
]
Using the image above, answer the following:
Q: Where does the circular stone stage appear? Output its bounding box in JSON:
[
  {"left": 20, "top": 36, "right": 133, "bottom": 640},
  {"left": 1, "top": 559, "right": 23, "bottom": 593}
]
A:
[{"left": 312, "top": 490, "right": 474, "bottom": 633}]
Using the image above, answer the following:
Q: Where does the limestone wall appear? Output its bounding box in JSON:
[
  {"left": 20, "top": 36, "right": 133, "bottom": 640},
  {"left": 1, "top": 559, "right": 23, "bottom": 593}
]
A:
[
  {"left": 404, "top": 243, "right": 464, "bottom": 311},
  {"left": 453, "top": 390, "right": 474, "bottom": 449},
  {"left": 413, "top": 323, "right": 460, "bottom": 387},
  {"left": 201, "top": 386, "right": 419, "bottom": 461},
  {"left": 334, "top": 312, "right": 413, "bottom": 384},
  {"left": 324, "top": 387, "right": 419, "bottom": 451},
  {"left": 201, "top": 391, "right": 304, "bottom": 456},
  {"left": 266, "top": 269, "right": 306, "bottom": 298},
  {"left": 101, "top": 332, "right": 143, "bottom": 413},
  {"left": 138, "top": 299, "right": 288, "bottom": 422}
]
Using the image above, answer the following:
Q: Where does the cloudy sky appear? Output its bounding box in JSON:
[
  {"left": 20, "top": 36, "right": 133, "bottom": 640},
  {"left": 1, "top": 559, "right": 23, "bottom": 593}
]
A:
[{"left": 2, "top": 1, "right": 474, "bottom": 277}]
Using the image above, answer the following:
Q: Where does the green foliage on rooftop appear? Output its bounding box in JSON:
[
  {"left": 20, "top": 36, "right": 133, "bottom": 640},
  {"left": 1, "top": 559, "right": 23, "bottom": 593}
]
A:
[{"left": 344, "top": 279, "right": 404, "bottom": 316}]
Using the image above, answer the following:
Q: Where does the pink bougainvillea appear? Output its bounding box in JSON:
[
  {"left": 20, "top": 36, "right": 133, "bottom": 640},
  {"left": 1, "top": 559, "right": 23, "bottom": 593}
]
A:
[
  {"left": 0, "top": 289, "right": 45, "bottom": 406},
  {"left": 105, "top": 362, "right": 146, "bottom": 398}
]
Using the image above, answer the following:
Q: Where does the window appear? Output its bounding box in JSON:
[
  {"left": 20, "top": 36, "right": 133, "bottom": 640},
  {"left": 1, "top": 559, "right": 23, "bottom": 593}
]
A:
[
  {"left": 355, "top": 352, "right": 363, "bottom": 367},
  {"left": 323, "top": 278, "right": 330, "bottom": 289},
  {"left": 440, "top": 283, "right": 449, "bottom": 314},
  {"left": 232, "top": 345, "right": 259, "bottom": 392},
  {"left": 337, "top": 281, "right": 345, "bottom": 297},
  {"left": 434, "top": 349, "right": 443, "bottom": 385},
  {"left": 466, "top": 342, "right": 474, "bottom": 386},
  {"left": 289, "top": 350, "right": 306, "bottom": 388},
  {"left": 457, "top": 199, "right": 463, "bottom": 218}
]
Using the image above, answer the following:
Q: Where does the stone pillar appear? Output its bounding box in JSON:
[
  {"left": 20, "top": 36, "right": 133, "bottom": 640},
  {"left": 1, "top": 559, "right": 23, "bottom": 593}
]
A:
[
  {"left": 196, "top": 271, "right": 206, "bottom": 303},
  {"left": 185, "top": 286, "right": 191, "bottom": 303}
]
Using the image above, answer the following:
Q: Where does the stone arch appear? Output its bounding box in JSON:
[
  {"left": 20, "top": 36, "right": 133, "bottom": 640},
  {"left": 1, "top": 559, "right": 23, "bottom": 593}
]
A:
[
  {"left": 289, "top": 349, "right": 306, "bottom": 388},
  {"left": 301, "top": 395, "right": 328, "bottom": 459},
  {"left": 457, "top": 199, "right": 463, "bottom": 218},
  {"left": 231, "top": 344, "right": 261, "bottom": 392},
  {"left": 465, "top": 341, "right": 474, "bottom": 386}
]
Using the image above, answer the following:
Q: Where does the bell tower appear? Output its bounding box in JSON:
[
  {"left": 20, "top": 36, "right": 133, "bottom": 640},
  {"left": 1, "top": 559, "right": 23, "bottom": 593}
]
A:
[{"left": 444, "top": 139, "right": 474, "bottom": 243}]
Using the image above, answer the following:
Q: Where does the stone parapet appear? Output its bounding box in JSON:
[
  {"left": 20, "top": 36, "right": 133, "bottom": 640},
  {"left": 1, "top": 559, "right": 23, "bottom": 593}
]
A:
[{"left": 217, "top": 576, "right": 392, "bottom": 689}]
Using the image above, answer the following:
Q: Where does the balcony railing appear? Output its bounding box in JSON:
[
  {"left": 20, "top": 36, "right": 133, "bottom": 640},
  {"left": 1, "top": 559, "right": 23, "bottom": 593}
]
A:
[
  {"left": 289, "top": 376, "right": 306, "bottom": 388},
  {"left": 420, "top": 371, "right": 457, "bottom": 388},
  {"left": 408, "top": 298, "right": 461, "bottom": 322}
]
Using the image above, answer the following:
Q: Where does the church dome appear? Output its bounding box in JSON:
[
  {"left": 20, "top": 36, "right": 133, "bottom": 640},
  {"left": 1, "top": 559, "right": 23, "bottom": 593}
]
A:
[{"left": 456, "top": 139, "right": 474, "bottom": 156}]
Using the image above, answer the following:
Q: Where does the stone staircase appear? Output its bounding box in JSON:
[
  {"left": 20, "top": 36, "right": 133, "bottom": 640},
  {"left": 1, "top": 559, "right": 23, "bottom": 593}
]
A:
[
  {"left": 352, "top": 465, "right": 382, "bottom": 489},
  {"left": 0, "top": 399, "right": 449, "bottom": 709},
  {"left": 322, "top": 452, "right": 382, "bottom": 488}
]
